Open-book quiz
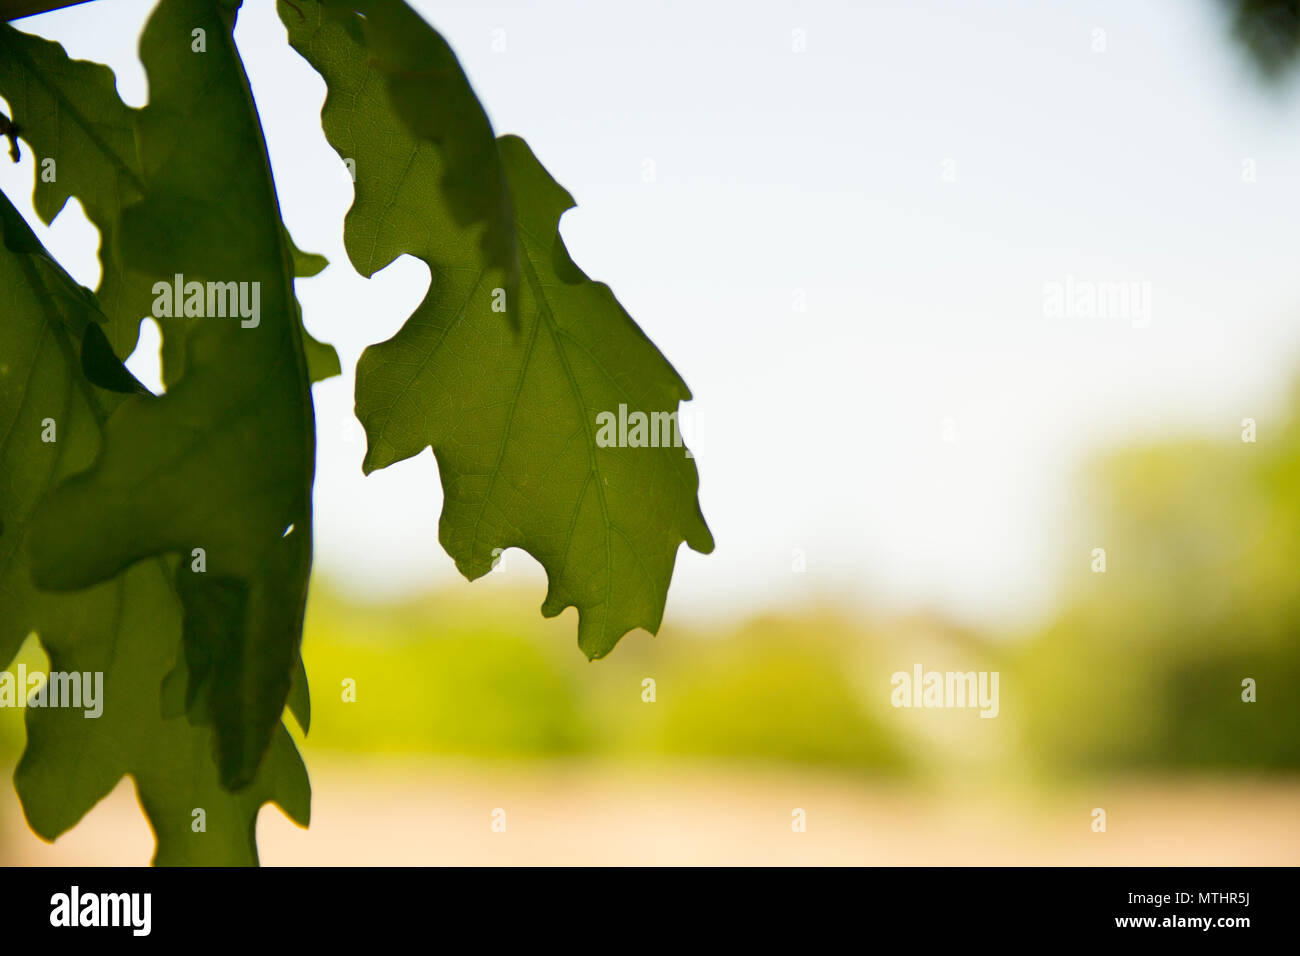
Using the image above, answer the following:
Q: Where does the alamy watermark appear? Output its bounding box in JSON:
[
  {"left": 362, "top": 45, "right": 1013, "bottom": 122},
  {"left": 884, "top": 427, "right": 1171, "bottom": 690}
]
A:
[
  {"left": 595, "top": 403, "right": 691, "bottom": 454},
  {"left": 152, "top": 273, "right": 260, "bottom": 328},
  {"left": 890, "top": 663, "right": 999, "bottom": 718},
  {"left": 0, "top": 664, "right": 103, "bottom": 718},
  {"left": 50, "top": 886, "right": 150, "bottom": 936},
  {"left": 1043, "top": 274, "right": 1151, "bottom": 328}
]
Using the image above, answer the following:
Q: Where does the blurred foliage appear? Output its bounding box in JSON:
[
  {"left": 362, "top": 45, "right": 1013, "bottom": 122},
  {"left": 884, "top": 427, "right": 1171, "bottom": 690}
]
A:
[
  {"left": 299, "top": 589, "right": 909, "bottom": 773},
  {"left": 1221, "top": 0, "right": 1300, "bottom": 80},
  {"left": 646, "top": 617, "right": 906, "bottom": 770},
  {"left": 294, "top": 385, "right": 1300, "bottom": 778},
  {"left": 0, "top": 636, "right": 44, "bottom": 753},
  {"left": 1015, "top": 388, "right": 1300, "bottom": 774}
]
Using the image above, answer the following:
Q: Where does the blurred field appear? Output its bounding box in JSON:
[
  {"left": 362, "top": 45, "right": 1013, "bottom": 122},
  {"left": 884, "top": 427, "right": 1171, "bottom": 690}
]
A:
[
  {"left": 3, "top": 388, "right": 1300, "bottom": 865},
  {"left": 1, "top": 571, "right": 1297, "bottom": 864}
]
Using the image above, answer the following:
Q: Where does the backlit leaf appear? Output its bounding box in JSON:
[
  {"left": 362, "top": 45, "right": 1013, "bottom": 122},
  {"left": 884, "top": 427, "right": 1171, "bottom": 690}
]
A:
[
  {"left": 282, "top": 0, "right": 713, "bottom": 659},
  {"left": 0, "top": 190, "right": 309, "bottom": 865},
  {"left": 24, "top": 0, "right": 318, "bottom": 789}
]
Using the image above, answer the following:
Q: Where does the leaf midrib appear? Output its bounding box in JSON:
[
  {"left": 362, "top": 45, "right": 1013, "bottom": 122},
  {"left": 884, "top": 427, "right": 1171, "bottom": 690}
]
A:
[{"left": 517, "top": 238, "right": 614, "bottom": 640}]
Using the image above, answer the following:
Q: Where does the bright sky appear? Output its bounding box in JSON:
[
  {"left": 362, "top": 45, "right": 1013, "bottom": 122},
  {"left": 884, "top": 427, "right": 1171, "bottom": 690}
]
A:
[{"left": 5, "top": 0, "right": 1300, "bottom": 632}]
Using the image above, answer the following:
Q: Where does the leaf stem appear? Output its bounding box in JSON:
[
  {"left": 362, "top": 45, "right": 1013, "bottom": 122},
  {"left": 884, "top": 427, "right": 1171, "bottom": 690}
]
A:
[{"left": 5, "top": 0, "right": 97, "bottom": 21}]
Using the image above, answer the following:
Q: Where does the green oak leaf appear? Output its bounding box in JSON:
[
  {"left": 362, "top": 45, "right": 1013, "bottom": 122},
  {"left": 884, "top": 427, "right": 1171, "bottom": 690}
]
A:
[
  {"left": 282, "top": 2, "right": 713, "bottom": 659},
  {"left": 285, "top": 229, "right": 340, "bottom": 384},
  {"left": 0, "top": 20, "right": 148, "bottom": 359},
  {"left": 0, "top": 190, "right": 309, "bottom": 865},
  {"left": 158, "top": 226, "right": 339, "bottom": 388},
  {"left": 24, "top": 0, "right": 318, "bottom": 789},
  {"left": 279, "top": 0, "right": 516, "bottom": 307},
  {"left": 0, "top": 21, "right": 339, "bottom": 385}
]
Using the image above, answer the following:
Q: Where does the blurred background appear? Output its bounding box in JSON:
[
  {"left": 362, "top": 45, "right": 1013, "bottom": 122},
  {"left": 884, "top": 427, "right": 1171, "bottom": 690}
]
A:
[{"left": 2, "top": 0, "right": 1300, "bottom": 863}]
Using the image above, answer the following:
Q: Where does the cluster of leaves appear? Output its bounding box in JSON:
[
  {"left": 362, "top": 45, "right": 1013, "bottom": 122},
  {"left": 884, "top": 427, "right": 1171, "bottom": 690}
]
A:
[
  {"left": 0, "top": 0, "right": 710, "bottom": 863},
  {"left": 1220, "top": 0, "right": 1300, "bottom": 81}
]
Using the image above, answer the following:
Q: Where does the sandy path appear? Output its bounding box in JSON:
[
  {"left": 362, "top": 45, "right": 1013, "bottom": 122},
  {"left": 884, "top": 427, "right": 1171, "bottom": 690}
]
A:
[{"left": 4, "top": 759, "right": 1298, "bottom": 866}]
